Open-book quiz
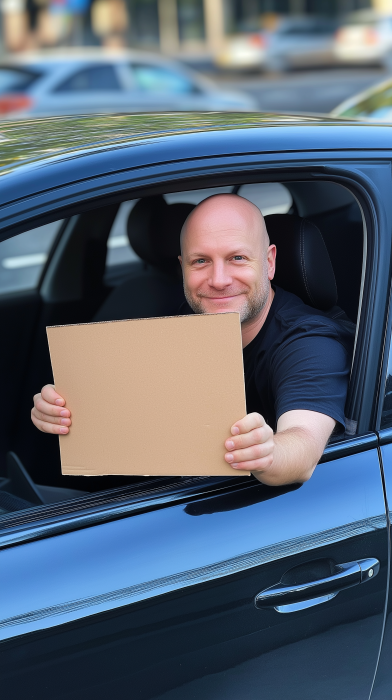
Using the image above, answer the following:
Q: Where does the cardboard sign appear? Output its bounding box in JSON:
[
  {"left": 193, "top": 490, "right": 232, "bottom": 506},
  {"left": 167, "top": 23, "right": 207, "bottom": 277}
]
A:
[{"left": 47, "top": 313, "right": 248, "bottom": 477}]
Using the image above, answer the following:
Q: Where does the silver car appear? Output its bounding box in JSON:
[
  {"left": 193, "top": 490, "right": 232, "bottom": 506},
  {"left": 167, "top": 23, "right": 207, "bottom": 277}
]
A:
[
  {"left": 265, "top": 16, "right": 338, "bottom": 73},
  {"left": 0, "top": 49, "right": 257, "bottom": 118}
]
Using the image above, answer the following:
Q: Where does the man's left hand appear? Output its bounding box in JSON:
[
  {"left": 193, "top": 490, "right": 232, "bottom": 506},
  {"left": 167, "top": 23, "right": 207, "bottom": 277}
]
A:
[
  {"left": 224, "top": 410, "right": 336, "bottom": 485},
  {"left": 225, "top": 412, "right": 274, "bottom": 473}
]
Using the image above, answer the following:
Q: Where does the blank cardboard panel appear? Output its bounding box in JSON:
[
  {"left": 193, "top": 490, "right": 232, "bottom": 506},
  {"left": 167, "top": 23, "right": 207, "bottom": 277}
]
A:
[{"left": 47, "top": 313, "right": 248, "bottom": 476}]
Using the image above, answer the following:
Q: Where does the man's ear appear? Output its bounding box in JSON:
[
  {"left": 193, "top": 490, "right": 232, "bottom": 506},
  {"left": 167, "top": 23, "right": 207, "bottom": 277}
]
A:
[
  {"left": 178, "top": 255, "right": 183, "bottom": 267},
  {"left": 267, "top": 244, "right": 276, "bottom": 281}
]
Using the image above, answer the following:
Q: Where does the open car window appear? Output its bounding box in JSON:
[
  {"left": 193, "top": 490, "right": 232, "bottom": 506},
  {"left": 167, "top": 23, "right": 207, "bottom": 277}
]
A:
[{"left": 0, "top": 178, "right": 364, "bottom": 519}]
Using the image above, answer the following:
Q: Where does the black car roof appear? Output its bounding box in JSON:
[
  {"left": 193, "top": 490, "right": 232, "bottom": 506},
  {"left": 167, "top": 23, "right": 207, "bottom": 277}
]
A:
[{"left": 0, "top": 112, "right": 391, "bottom": 233}]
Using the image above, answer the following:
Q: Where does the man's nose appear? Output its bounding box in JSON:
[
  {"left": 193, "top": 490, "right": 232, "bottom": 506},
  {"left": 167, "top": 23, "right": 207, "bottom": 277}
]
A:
[{"left": 209, "top": 261, "right": 232, "bottom": 289}]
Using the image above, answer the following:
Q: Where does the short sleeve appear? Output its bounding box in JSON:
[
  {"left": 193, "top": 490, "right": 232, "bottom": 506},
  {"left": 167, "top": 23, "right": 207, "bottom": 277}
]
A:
[{"left": 268, "top": 334, "right": 351, "bottom": 429}]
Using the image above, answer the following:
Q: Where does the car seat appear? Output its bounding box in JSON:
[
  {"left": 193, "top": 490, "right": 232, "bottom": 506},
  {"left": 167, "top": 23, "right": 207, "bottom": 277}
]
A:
[
  {"left": 94, "top": 196, "right": 194, "bottom": 322},
  {"left": 264, "top": 214, "right": 354, "bottom": 324}
]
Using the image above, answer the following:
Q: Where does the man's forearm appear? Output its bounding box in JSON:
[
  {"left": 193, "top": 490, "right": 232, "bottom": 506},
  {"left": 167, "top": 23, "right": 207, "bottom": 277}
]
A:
[{"left": 252, "top": 426, "right": 324, "bottom": 486}]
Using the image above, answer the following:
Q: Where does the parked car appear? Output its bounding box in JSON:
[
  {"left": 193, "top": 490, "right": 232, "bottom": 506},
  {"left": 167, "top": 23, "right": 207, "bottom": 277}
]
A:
[
  {"left": 0, "top": 50, "right": 256, "bottom": 119},
  {"left": 331, "top": 75, "right": 392, "bottom": 121},
  {"left": 264, "top": 16, "right": 338, "bottom": 72},
  {"left": 333, "top": 10, "right": 392, "bottom": 68},
  {"left": 215, "top": 32, "right": 267, "bottom": 71},
  {"left": 0, "top": 112, "right": 392, "bottom": 699}
]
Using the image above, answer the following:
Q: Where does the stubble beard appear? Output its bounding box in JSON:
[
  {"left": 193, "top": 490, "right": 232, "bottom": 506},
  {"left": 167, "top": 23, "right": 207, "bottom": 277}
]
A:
[{"left": 184, "top": 270, "right": 270, "bottom": 325}]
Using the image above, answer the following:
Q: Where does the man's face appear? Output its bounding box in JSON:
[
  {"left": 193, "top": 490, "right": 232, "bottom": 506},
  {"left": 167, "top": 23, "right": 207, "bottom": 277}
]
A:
[{"left": 179, "top": 196, "right": 276, "bottom": 323}]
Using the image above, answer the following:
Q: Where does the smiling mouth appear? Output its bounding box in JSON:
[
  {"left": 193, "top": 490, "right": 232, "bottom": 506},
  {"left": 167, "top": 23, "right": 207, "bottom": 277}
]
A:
[{"left": 202, "top": 294, "right": 244, "bottom": 301}]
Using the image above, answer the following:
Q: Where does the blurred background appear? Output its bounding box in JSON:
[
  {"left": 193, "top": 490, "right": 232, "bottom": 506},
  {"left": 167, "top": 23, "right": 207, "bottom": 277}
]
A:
[
  {"left": 1, "top": 0, "right": 392, "bottom": 119},
  {"left": 2, "top": 2, "right": 392, "bottom": 312}
]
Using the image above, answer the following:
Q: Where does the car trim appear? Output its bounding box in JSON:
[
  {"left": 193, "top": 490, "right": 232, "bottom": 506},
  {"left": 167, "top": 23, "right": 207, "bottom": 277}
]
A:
[{"left": 0, "top": 434, "right": 378, "bottom": 551}]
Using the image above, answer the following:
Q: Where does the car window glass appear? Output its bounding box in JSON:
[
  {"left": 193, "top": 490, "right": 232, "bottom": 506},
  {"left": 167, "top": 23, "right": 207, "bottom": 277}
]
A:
[
  {"left": 0, "top": 67, "right": 41, "bottom": 93},
  {"left": 106, "top": 184, "right": 292, "bottom": 272},
  {"left": 131, "top": 63, "right": 196, "bottom": 94},
  {"left": 237, "top": 183, "right": 292, "bottom": 215},
  {"left": 54, "top": 65, "right": 121, "bottom": 92},
  {"left": 0, "top": 222, "right": 62, "bottom": 294}
]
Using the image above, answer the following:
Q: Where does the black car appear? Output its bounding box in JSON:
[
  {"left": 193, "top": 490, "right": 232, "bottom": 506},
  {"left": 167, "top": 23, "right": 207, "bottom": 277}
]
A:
[{"left": 0, "top": 113, "right": 391, "bottom": 700}]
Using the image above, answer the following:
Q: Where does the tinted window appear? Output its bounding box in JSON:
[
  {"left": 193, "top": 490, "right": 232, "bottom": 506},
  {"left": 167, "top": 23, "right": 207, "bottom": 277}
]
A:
[
  {"left": 131, "top": 64, "right": 196, "bottom": 94},
  {"left": 54, "top": 65, "right": 121, "bottom": 92},
  {"left": 0, "top": 67, "right": 40, "bottom": 94},
  {"left": 0, "top": 222, "right": 62, "bottom": 294}
]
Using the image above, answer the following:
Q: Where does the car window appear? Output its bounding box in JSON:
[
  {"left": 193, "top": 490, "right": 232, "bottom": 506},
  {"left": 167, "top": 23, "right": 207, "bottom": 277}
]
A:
[
  {"left": 130, "top": 63, "right": 197, "bottom": 94},
  {"left": 0, "top": 66, "right": 41, "bottom": 94},
  {"left": 105, "top": 183, "right": 292, "bottom": 272},
  {"left": 54, "top": 65, "right": 121, "bottom": 92},
  {"left": 0, "top": 222, "right": 62, "bottom": 294}
]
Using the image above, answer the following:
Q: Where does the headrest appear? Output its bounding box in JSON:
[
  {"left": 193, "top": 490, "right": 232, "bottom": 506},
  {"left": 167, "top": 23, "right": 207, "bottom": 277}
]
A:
[
  {"left": 264, "top": 214, "right": 338, "bottom": 311},
  {"left": 127, "top": 196, "right": 194, "bottom": 275}
]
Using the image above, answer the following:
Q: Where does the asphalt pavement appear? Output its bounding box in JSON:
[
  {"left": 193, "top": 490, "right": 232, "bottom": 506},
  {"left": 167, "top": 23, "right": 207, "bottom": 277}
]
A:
[{"left": 214, "top": 67, "right": 390, "bottom": 114}]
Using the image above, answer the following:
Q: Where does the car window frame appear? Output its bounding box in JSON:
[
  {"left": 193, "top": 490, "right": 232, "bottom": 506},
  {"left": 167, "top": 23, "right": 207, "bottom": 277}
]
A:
[{"left": 0, "top": 157, "right": 388, "bottom": 539}]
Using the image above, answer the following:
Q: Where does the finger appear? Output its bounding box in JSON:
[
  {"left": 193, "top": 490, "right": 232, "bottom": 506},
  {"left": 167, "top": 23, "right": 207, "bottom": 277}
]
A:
[
  {"left": 230, "top": 456, "right": 273, "bottom": 472},
  {"left": 231, "top": 413, "right": 265, "bottom": 436},
  {"left": 34, "top": 395, "right": 71, "bottom": 419},
  {"left": 40, "top": 384, "right": 66, "bottom": 407},
  {"left": 31, "top": 409, "right": 69, "bottom": 434},
  {"left": 225, "top": 425, "right": 271, "bottom": 451},
  {"left": 32, "top": 407, "right": 71, "bottom": 427},
  {"left": 225, "top": 441, "right": 272, "bottom": 464}
]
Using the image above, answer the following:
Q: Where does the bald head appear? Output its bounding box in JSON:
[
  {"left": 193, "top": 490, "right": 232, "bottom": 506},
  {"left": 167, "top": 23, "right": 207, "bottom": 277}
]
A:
[
  {"left": 178, "top": 193, "right": 276, "bottom": 325},
  {"left": 180, "top": 193, "right": 269, "bottom": 255}
]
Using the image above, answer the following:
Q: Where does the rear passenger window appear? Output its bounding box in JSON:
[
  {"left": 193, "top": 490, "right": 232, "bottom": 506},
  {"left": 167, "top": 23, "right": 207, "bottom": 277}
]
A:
[
  {"left": 0, "top": 222, "right": 62, "bottom": 294},
  {"left": 104, "top": 184, "right": 293, "bottom": 280},
  {"left": 131, "top": 64, "right": 196, "bottom": 94},
  {"left": 54, "top": 66, "right": 121, "bottom": 92}
]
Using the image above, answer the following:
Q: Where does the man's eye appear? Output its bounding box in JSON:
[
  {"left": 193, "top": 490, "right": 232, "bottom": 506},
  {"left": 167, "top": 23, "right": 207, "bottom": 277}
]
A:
[
  {"left": 195, "top": 258, "right": 206, "bottom": 264},
  {"left": 233, "top": 255, "right": 244, "bottom": 261}
]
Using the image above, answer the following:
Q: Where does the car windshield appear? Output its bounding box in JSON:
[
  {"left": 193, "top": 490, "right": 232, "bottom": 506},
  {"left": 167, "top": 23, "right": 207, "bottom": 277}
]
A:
[
  {"left": 337, "top": 84, "right": 392, "bottom": 120},
  {"left": 0, "top": 67, "right": 41, "bottom": 94}
]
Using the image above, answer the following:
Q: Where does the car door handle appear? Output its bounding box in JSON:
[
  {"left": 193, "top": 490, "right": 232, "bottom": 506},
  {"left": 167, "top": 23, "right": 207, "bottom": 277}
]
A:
[{"left": 255, "top": 558, "right": 380, "bottom": 613}]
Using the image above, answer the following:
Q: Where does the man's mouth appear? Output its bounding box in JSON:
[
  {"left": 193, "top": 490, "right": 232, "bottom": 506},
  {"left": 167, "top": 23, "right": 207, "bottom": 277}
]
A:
[{"left": 199, "top": 293, "right": 245, "bottom": 302}]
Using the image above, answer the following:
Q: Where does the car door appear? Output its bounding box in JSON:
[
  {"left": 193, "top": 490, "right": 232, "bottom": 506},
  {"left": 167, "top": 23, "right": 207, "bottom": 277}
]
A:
[
  {"left": 0, "top": 442, "right": 388, "bottom": 700},
  {"left": 0, "top": 145, "right": 391, "bottom": 699}
]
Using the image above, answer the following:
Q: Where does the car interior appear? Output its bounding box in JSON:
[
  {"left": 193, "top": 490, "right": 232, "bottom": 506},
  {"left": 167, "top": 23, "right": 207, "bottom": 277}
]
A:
[{"left": 0, "top": 178, "right": 364, "bottom": 517}]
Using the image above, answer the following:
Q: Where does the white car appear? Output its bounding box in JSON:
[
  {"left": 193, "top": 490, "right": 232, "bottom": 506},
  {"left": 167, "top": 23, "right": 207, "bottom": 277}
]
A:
[
  {"left": 0, "top": 49, "right": 257, "bottom": 119},
  {"left": 333, "top": 10, "right": 392, "bottom": 68},
  {"left": 215, "top": 33, "right": 267, "bottom": 71}
]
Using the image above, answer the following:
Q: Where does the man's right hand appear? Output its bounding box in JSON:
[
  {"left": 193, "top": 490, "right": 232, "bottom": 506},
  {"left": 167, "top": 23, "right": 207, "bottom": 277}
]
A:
[{"left": 31, "top": 384, "right": 71, "bottom": 435}]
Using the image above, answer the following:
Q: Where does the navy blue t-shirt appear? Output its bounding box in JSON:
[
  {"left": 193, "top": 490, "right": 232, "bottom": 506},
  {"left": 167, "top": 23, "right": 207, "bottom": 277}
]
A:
[{"left": 243, "top": 286, "right": 354, "bottom": 431}]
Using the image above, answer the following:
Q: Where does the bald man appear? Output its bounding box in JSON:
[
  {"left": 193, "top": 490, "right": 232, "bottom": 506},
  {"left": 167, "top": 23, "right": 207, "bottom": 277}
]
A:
[{"left": 32, "top": 194, "right": 353, "bottom": 486}]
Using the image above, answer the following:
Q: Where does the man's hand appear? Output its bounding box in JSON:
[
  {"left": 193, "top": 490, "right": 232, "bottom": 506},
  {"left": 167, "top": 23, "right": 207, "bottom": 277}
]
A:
[
  {"left": 225, "top": 413, "right": 274, "bottom": 473},
  {"left": 31, "top": 384, "right": 71, "bottom": 435},
  {"left": 224, "top": 410, "right": 335, "bottom": 486}
]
